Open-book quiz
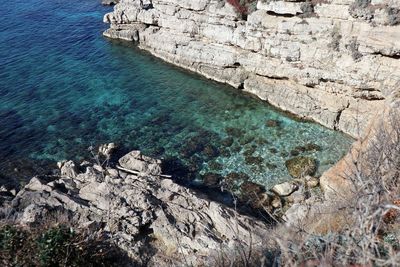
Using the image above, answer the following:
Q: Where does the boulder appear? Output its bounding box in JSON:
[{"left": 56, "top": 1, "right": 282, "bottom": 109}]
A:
[
  {"left": 118, "top": 150, "right": 162, "bottom": 175},
  {"left": 285, "top": 156, "right": 317, "bottom": 178},
  {"left": 271, "top": 182, "right": 298, "bottom": 197}
]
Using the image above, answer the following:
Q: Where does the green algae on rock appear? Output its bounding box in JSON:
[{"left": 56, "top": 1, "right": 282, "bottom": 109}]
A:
[{"left": 285, "top": 156, "right": 318, "bottom": 178}]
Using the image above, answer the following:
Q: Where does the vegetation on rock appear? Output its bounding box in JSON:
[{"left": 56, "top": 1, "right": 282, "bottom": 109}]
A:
[
  {"left": 285, "top": 156, "right": 317, "bottom": 178},
  {"left": 226, "top": 0, "right": 257, "bottom": 16},
  {"left": 0, "top": 224, "right": 132, "bottom": 267}
]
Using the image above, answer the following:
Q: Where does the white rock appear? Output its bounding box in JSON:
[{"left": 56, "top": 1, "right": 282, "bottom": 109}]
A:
[{"left": 271, "top": 182, "right": 298, "bottom": 197}]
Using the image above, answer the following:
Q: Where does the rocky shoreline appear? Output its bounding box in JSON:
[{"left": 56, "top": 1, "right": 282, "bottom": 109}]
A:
[
  {"left": 1, "top": 147, "right": 276, "bottom": 266},
  {"left": 100, "top": 0, "right": 400, "bottom": 229},
  {"left": 103, "top": 0, "right": 400, "bottom": 138}
]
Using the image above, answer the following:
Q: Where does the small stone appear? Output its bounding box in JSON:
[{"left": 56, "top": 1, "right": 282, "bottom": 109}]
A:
[
  {"left": 305, "top": 176, "right": 319, "bottom": 188},
  {"left": 9, "top": 189, "right": 17, "bottom": 196},
  {"left": 57, "top": 160, "right": 66, "bottom": 169},
  {"left": 271, "top": 197, "right": 282, "bottom": 208},
  {"left": 107, "top": 168, "right": 119, "bottom": 177},
  {"left": 271, "top": 182, "right": 298, "bottom": 197},
  {"left": 60, "top": 161, "right": 78, "bottom": 178}
]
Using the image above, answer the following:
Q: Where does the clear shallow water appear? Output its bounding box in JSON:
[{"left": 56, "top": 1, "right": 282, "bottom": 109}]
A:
[{"left": 0, "top": 0, "right": 353, "bottom": 188}]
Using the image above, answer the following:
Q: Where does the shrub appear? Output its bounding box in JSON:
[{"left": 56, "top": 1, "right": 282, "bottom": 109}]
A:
[
  {"left": 226, "top": 0, "right": 257, "bottom": 17},
  {"left": 0, "top": 224, "right": 133, "bottom": 267}
]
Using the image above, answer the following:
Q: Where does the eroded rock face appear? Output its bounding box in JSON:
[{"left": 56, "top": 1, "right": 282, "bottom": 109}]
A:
[
  {"left": 4, "top": 151, "right": 269, "bottom": 266},
  {"left": 103, "top": 0, "right": 400, "bottom": 137}
]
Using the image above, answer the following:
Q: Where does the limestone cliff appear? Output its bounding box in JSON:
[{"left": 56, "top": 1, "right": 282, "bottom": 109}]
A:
[{"left": 103, "top": 0, "right": 400, "bottom": 138}]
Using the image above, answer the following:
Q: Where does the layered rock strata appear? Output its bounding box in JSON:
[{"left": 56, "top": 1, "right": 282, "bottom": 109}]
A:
[
  {"left": 103, "top": 0, "right": 400, "bottom": 137},
  {"left": 4, "top": 150, "right": 268, "bottom": 266}
]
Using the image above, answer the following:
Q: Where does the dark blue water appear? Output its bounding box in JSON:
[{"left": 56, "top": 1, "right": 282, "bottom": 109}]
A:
[{"left": 0, "top": 0, "right": 352, "bottom": 188}]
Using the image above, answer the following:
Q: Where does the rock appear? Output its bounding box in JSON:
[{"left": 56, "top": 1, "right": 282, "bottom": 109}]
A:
[
  {"left": 5, "top": 150, "right": 270, "bottom": 266},
  {"left": 59, "top": 161, "right": 78, "bottom": 178},
  {"left": 225, "top": 127, "right": 244, "bottom": 138},
  {"left": 240, "top": 181, "right": 268, "bottom": 208},
  {"left": 221, "top": 137, "right": 234, "bottom": 147},
  {"left": 119, "top": 150, "right": 161, "bottom": 176},
  {"left": 208, "top": 161, "right": 223, "bottom": 170},
  {"left": 223, "top": 172, "right": 249, "bottom": 190},
  {"left": 271, "top": 182, "right": 298, "bottom": 197},
  {"left": 202, "top": 144, "right": 219, "bottom": 158},
  {"left": 98, "top": 143, "right": 117, "bottom": 158},
  {"left": 257, "top": 1, "right": 304, "bottom": 16},
  {"left": 102, "top": 0, "right": 119, "bottom": 6},
  {"left": 266, "top": 119, "right": 280, "bottom": 127},
  {"left": 285, "top": 156, "right": 317, "bottom": 178},
  {"left": 243, "top": 146, "right": 256, "bottom": 157},
  {"left": 271, "top": 196, "right": 282, "bottom": 209},
  {"left": 303, "top": 143, "right": 322, "bottom": 152},
  {"left": 245, "top": 155, "right": 263, "bottom": 166},
  {"left": 202, "top": 172, "right": 222, "bottom": 187},
  {"left": 240, "top": 181, "right": 265, "bottom": 196},
  {"left": 305, "top": 176, "right": 319, "bottom": 188}
]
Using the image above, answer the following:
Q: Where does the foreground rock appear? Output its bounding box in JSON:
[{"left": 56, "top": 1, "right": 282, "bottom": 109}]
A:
[
  {"left": 3, "top": 151, "right": 269, "bottom": 266},
  {"left": 103, "top": 0, "right": 400, "bottom": 137}
]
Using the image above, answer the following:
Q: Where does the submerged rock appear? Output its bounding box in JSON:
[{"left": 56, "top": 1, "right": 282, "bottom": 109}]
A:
[
  {"left": 291, "top": 143, "right": 322, "bottom": 156},
  {"left": 240, "top": 181, "right": 269, "bottom": 209},
  {"left": 245, "top": 155, "right": 263, "bottom": 166},
  {"left": 208, "top": 161, "right": 222, "bottom": 171},
  {"left": 223, "top": 172, "right": 250, "bottom": 190},
  {"left": 202, "top": 172, "right": 223, "bottom": 187},
  {"left": 285, "top": 156, "right": 317, "bottom": 178},
  {"left": 202, "top": 144, "right": 219, "bottom": 158},
  {"left": 221, "top": 137, "right": 234, "bottom": 147},
  {"left": 225, "top": 127, "right": 245, "bottom": 138},
  {"left": 266, "top": 119, "right": 280, "bottom": 127}
]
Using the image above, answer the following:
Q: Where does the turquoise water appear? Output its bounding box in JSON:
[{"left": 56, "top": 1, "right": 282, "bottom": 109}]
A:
[{"left": 0, "top": 0, "right": 353, "bottom": 188}]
